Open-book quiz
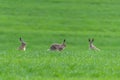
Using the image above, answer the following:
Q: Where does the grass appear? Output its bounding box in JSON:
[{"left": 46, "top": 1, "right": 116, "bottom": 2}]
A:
[
  {"left": 0, "top": 0, "right": 120, "bottom": 80},
  {"left": 0, "top": 50, "right": 120, "bottom": 80}
]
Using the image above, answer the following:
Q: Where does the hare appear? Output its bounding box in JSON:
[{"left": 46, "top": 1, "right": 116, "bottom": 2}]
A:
[
  {"left": 18, "top": 37, "right": 26, "bottom": 51},
  {"left": 88, "top": 38, "right": 100, "bottom": 51},
  {"left": 50, "top": 39, "right": 66, "bottom": 51}
]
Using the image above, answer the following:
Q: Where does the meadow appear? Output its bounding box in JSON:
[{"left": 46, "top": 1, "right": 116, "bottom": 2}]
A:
[{"left": 0, "top": 0, "right": 120, "bottom": 80}]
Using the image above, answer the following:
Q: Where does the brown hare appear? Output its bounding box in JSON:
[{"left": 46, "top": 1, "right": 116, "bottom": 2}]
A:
[
  {"left": 89, "top": 38, "right": 100, "bottom": 51},
  {"left": 18, "top": 37, "right": 26, "bottom": 51},
  {"left": 50, "top": 39, "right": 66, "bottom": 51}
]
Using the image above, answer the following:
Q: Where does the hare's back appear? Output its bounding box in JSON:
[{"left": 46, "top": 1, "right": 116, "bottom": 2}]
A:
[{"left": 50, "top": 44, "right": 60, "bottom": 50}]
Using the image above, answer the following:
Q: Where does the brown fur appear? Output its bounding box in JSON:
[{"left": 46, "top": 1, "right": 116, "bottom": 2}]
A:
[
  {"left": 18, "top": 37, "right": 26, "bottom": 51},
  {"left": 50, "top": 39, "right": 66, "bottom": 51},
  {"left": 88, "top": 38, "right": 100, "bottom": 51}
]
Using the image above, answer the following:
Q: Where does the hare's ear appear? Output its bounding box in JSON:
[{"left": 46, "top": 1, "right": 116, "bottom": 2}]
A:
[
  {"left": 20, "top": 37, "right": 22, "bottom": 41},
  {"left": 88, "top": 38, "right": 91, "bottom": 42},
  {"left": 92, "top": 38, "right": 94, "bottom": 42},
  {"left": 20, "top": 37, "right": 24, "bottom": 43},
  {"left": 63, "top": 39, "right": 66, "bottom": 43}
]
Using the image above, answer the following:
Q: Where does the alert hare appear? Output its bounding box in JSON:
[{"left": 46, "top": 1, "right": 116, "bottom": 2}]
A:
[
  {"left": 18, "top": 37, "right": 26, "bottom": 51},
  {"left": 89, "top": 38, "right": 100, "bottom": 51},
  {"left": 50, "top": 39, "right": 66, "bottom": 51}
]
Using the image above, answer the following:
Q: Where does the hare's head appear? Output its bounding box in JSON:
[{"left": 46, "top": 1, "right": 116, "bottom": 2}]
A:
[
  {"left": 19, "top": 37, "right": 26, "bottom": 51},
  {"left": 20, "top": 37, "right": 26, "bottom": 45},
  {"left": 89, "top": 38, "right": 94, "bottom": 44},
  {"left": 88, "top": 38, "right": 100, "bottom": 51}
]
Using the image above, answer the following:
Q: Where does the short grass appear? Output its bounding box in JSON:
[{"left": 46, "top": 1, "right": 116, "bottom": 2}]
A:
[{"left": 0, "top": 0, "right": 120, "bottom": 80}]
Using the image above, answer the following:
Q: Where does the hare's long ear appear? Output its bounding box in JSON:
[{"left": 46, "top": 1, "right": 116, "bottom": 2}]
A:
[
  {"left": 63, "top": 39, "right": 66, "bottom": 44},
  {"left": 20, "top": 37, "right": 24, "bottom": 43},
  {"left": 92, "top": 38, "right": 94, "bottom": 42},
  {"left": 20, "top": 37, "right": 22, "bottom": 42},
  {"left": 88, "top": 38, "right": 91, "bottom": 42}
]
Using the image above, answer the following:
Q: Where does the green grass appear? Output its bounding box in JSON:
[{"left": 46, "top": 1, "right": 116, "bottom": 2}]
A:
[{"left": 0, "top": 0, "right": 120, "bottom": 80}]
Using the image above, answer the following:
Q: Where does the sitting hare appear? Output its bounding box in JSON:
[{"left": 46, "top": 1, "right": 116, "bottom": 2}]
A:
[
  {"left": 89, "top": 38, "right": 100, "bottom": 51},
  {"left": 50, "top": 39, "right": 66, "bottom": 51},
  {"left": 18, "top": 37, "right": 26, "bottom": 51}
]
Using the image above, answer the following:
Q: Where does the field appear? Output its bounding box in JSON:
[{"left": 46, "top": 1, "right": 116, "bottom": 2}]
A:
[{"left": 0, "top": 0, "right": 120, "bottom": 80}]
